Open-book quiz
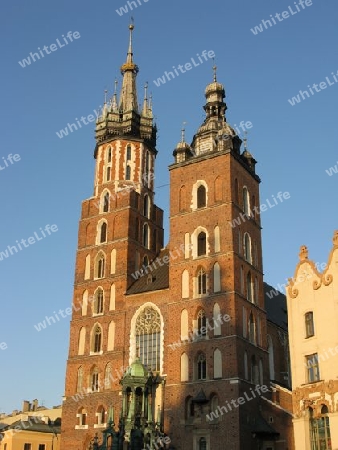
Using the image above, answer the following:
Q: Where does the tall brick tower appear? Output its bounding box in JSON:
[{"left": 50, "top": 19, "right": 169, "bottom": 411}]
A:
[
  {"left": 61, "top": 25, "right": 277, "bottom": 450},
  {"left": 164, "top": 69, "right": 269, "bottom": 449},
  {"left": 60, "top": 24, "right": 164, "bottom": 450}
]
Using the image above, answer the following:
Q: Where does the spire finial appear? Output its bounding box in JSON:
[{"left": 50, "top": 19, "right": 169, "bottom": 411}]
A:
[
  {"left": 142, "top": 82, "right": 149, "bottom": 115},
  {"left": 181, "top": 121, "right": 187, "bottom": 142},
  {"left": 213, "top": 64, "right": 217, "bottom": 82},
  {"left": 114, "top": 79, "right": 118, "bottom": 94},
  {"left": 128, "top": 20, "right": 135, "bottom": 61},
  {"left": 243, "top": 131, "right": 248, "bottom": 150},
  {"left": 144, "top": 82, "right": 148, "bottom": 100},
  {"left": 104, "top": 89, "right": 108, "bottom": 105}
]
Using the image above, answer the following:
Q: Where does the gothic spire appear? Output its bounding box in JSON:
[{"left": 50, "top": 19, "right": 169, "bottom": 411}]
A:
[{"left": 119, "top": 23, "right": 139, "bottom": 113}]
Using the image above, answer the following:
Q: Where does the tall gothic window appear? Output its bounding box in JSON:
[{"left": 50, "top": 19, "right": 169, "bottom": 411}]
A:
[
  {"left": 93, "top": 326, "right": 102, "bottom": 353},
  {"left": 126, "top": 145, "right": 131, "bottom": 161},
  {"left": 107, "top": 147, "right": 112, "bottom": 163},
  {"left": 77, "top": 367, "right": 83, "bottom": 393},
  {"left": 94, "top": 289, "right": 104, "bottom": 314},
  {"left": 309, "top": 406, "right": 331, "bottom": 450},
  {"left": 244, "top": 233, "right": 252, "bottom": 263},
  {"left": 199, "top": 438, "right": 207, "bottom": 450},
  {"left": 91, "top": 367, "right": 99, "bottom": 391},
  {"left": 126, "top": 165, "right": 131, "bottom": 180},
  {"left": 243, "top": 187, "right": 250, "bottom": 215},
  {"left": 135, "top": 307, "right": 161, "bottom": 372},
  {"left": 100, "top": 222, "right": 107, "bottom": 243},
  {"left": 197, "top": 268, "right": 207, "bottom": 295},
  {"left": 197, "top": 353, "right": 207, "bottom": 380},
  {"left": 197, "top": 310, "right": 207, "bottom": 336},
  {"left": 103, "top": 193, "right": 110, "bottom": 213},
  {"left": 96, "top": 255, "right": 105, "bottom": 279},
  {"left": 106, "top": 166, "right": 111, "bottom": 182},
  {"left": 197, "top": 232, "right": 206, "bottom": 256},
  {"left": 197, "top": 185, "right": 206, "bottom": 208}
]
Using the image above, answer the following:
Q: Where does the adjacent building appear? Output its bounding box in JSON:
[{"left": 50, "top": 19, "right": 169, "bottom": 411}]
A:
[{"left": 287, "top": 231, "right": 338, "bottom": 449}]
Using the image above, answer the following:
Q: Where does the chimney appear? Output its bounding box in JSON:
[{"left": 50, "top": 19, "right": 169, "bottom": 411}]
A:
[
  {"left": 22, "top": 401, "right": 30, "bottom": 413},
  {"left": 32, "top": 399, "right": 38, "bottom": 412}
]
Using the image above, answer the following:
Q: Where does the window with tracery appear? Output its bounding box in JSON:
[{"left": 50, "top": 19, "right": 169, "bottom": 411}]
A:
[{"left": 135, "top": 307, "right": 161, "bottom": 372}]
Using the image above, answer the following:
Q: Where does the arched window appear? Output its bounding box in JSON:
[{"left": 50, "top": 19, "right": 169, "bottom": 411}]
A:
[
  {"left": 197, "top": 310, "right": 207, "bottom": 336},
  {"left": 214, "top": 226, "right": 220, "bottom": 252},
  {"left": 95, "top": 254, "right": 105, "bottom": 279},
  {"left": 213, "top": 303, "right": 221, "bottom": 336},
  {"left": 78, "top": 327, "right": 86, "bottom": 355},
  {"left": 103, "top": 192, "right": 110, "bottom": 213},
  {"left": 135, "top": 306, "right": 161, "bottom": 371},
  {"left": 107, "top": 147, "right": 112, "bottom": 163},
  {"left": 179, "top": 185, "right": 187, "bottom": 212},
  {"left": 240, "top": 265, "right": 244, "bottom": 294},
  {"left": 110, "top": 284, "right": 115, "bottom": 311},
  {"left": 106, "top": 166, "right": 111, "bottom": 182},
  {"left": 77, "top": 407, "right": 87, "bottom": 426},
  {"left": 249, "top": 313, "right": 256, "bottom": 344},
  {"left": 92, "top": 325, "right": 102, "bottom": 353},
  {"left": 181, "top": 309, "right": 189, "bottom": 340},
  {"left": 209, "top": 395, "right": 219, "bottom": 422},
  {"left": 181, "top": 353, "right": 189, "bottom": 381},
  {"left": 99, "top": 222, "right": 107, "bottom": 243},
  {"left": 143, "top": 224, "right": 149, "bottom": 248},
  {"left": 96, "top": 406, "right": 106, "bottom": 426},
  {"left": 213, "top": 349, "right": 222, "bottom": 378},
  {"left": 197, "top": 268, "right": 207, "bottom": 296},
  {"left": 199, "top": 437, "right": 207, "bottom": 450},
  {"left": 182, "top": 270, "right": 189, "bottom": 299},
  {"left": 185, "top": 396, "right": 194, "bottom": 420},
  {"left": 104, "top": 363, "right": 112, "bottom": 389},
  {"left": 197, "top": 185, "right": 206, "bottom": 208},
  {"left": 85, "top": 254, "right": 90, "bottom": 280},
  {"left": 213, "top": 262, "right": 221, "bottom": 293},
  {"left": 197, "top": 353, "right": 207, "bottom": 380},
  {"left": 244, "top": 233, "right": 252, "bottom": 263},
  {"left": 143, "top": 195, "right": 150, "bottom": 218},
  {"left": 110, "top": 249, "right": 116, "bottom": 275},
  {"left": 126, "top": 145, "right": 131, "bottom": 161},
  {"left": 94, "top": 288, "right": 104, "bottom": 315},
  {"left": 77, "top": 367, "right": 83, "bottom": 392},
  {"left": 197, "top": 232, "right": 206, "bottom": 256},
  {"left": 143, "top": 255, "right": 149, "bottom": 268},
  {"left": 126, "top": 165, "right": 131, "bottom": 180},
  {"left": 247, "top": 272, "right": 253, "bottom": 302},
  {"left": 243, "top": 187, "right": 250, "bottom": 215},
  {"left": 310, "top": 406, "right": 331, "bottom": 450},
  {"left": 91, "top": 366, "right": 99, "bottom": 392},
  {"left": 107, "top": 321, "right": 115, "bottom": 351}
]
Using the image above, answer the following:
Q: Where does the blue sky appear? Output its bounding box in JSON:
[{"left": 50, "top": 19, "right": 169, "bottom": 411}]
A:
[{"left": 0, "top": 0, "right": 337, "bottom": 413}]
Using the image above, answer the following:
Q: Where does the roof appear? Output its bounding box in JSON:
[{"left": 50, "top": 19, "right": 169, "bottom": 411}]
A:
[
  {"left": 252, "top": 415, "right": 279, "bottom": 437},
  {"left": 6, "top": 418, "right": 61, "bottom": 434},
  {"left": 126, "top": 248, "right": 170, "bottom": 295},
  {"left": 264, "top": 282, "right": 288, "bottom": 331}
]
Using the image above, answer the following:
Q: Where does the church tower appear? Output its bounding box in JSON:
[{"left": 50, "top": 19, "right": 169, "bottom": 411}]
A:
[
  {"left": 60, "top": 24, "right": 277, "bottom": 450},
  {"left": 60, "top": 24, "right": 164, "bottom": 450},
  {"left": 165, "top": 70, "right": 269, "bottom": 449}
]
